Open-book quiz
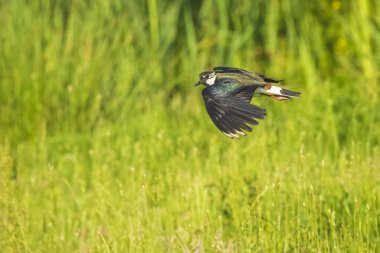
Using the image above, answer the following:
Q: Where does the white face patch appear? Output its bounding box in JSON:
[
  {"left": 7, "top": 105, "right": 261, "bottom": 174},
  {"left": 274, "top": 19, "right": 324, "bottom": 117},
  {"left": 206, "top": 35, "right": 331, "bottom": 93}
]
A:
[{"left": 205, "top": 75, "right": 216, "bottom": 85}]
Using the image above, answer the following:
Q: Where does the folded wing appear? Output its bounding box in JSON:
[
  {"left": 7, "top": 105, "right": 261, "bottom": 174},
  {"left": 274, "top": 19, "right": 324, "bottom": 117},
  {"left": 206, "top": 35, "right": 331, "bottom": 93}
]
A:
[{"left": 213, "top": 66, "right": 283, "bottom": 83}]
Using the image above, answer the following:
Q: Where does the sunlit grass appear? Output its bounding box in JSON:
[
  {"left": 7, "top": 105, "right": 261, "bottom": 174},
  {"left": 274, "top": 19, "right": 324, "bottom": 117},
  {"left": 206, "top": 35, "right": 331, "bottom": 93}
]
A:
[{"left": 0, "top": 0, "right": 379, "bottom": 252}]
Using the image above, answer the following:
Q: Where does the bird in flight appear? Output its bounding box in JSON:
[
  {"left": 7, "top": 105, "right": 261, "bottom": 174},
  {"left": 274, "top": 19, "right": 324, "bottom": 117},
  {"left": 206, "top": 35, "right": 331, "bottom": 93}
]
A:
[{"left": 195, "top": 66, "right": 301, "bottom": 139}]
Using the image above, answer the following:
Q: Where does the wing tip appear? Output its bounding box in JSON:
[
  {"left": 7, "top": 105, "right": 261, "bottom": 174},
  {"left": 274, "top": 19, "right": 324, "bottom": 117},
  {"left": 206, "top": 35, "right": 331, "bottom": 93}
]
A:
[{"left": 222, "top": 129, "right": 250, "bottom": 139}]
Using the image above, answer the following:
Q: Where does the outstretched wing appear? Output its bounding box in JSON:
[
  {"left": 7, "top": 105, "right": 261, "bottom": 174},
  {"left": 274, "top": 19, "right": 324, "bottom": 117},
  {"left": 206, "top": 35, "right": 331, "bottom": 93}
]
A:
[
  {"left": 202, "top": 86, "right": 266, "bottom": 139},
  {"left": 213, "top": 66, "right": 283, "bottom": 83}
]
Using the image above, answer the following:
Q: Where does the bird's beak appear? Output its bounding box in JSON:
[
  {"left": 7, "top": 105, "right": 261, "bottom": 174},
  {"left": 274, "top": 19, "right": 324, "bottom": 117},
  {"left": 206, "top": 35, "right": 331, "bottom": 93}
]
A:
[{"left": 194, "top": 81, "right": 201, "bottom": 87}]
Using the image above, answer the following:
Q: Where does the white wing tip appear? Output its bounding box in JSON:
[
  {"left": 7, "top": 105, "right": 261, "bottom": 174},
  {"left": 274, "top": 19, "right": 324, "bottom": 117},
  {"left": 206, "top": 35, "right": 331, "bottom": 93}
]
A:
[{"left": 223, "top": 131, "right": 246, "bottom": 139}]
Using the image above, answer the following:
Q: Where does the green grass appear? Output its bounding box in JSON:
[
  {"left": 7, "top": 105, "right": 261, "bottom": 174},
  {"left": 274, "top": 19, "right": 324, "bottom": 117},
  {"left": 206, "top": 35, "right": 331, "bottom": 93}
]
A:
[{"left": 1, "top": 0, "right": 379, "bottom": 252}]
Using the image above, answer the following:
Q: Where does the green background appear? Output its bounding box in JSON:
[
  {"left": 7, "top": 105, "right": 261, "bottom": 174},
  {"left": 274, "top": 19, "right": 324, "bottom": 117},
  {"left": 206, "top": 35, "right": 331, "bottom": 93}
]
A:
[{"left": 1, "top": 0, "right": 379, "bottom": 252}]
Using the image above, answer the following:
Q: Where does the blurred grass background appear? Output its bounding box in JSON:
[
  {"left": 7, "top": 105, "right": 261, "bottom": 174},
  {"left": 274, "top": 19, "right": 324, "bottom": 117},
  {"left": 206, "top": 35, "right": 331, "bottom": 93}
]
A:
[{"left": 0, "top": 0, "right": 379, "bottom": 252}]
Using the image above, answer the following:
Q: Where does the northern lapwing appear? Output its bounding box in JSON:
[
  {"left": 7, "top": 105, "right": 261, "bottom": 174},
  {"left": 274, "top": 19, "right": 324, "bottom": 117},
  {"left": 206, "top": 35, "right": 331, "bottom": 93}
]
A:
[{"left": 195, "top": 66, "right": 301, "bottom": 139}]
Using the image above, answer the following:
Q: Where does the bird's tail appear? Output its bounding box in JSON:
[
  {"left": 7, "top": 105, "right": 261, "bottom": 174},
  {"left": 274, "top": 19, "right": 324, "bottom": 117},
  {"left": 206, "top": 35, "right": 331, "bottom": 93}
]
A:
[{"left": 261, "top": 85, "right": 301, "bottom": 101}]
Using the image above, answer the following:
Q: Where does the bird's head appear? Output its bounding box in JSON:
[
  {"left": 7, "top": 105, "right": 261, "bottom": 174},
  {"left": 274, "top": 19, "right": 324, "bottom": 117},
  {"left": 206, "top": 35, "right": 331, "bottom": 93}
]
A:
[{"left": 195, "top": 71, "right": 216, "bottom": 86}]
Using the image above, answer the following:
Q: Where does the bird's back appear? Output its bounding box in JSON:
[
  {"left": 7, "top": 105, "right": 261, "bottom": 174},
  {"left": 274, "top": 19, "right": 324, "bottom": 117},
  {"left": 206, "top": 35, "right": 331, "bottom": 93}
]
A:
[{"left": 216, "top": 72, "right": 267, "bottom": 87}]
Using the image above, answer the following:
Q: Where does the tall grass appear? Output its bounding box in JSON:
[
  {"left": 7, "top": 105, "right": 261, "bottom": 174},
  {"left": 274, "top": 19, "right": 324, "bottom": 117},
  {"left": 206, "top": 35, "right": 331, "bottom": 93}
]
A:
[{"left": 1, "top": 0, "right": 379, "bottom": 252}]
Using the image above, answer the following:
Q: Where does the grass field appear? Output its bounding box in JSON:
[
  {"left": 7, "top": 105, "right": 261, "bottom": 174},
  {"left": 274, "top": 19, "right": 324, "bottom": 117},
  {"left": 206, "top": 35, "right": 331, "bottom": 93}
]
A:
[{"left": 1, "top": 0, "right": 379, "bottom": 252}]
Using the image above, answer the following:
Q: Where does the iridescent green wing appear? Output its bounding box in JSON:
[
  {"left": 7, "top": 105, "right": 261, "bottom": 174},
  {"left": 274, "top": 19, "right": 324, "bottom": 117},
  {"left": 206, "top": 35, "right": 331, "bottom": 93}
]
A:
[{"left": 201, "top": 83, "right": 266, "bottom": 139}]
